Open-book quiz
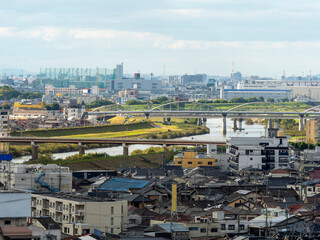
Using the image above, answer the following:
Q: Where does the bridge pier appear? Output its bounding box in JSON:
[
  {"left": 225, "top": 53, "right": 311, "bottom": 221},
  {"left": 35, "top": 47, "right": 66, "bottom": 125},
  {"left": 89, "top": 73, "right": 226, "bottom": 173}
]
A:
[
  {"left": 145, "top": 113, "right": 150, "bottom": 120},
  {"left": 239, "top": 118, "right": 243, "bottom": 130},
  {"left": 31, "top": 142, "right": 38, "bottom": 161},
  {"left": 299, "top": 115, "right": 304, "bottom": 131},
  {"left": 166, "top": 118, "right": 171, "bottom": 125},
  {"left": 268, "top": 119, "right": 273, "bottom": 129},
  {"left": 197, "top": 118, "right": 202, "bottom": 126},
  {"left": 222, "top": 114, "right": 227, "bottom": 135},
  {"left": 202, "top": 118, "right": 207, "bottom": 127},
  {"left": 122, "top": 143, "right": 129, "bottom": 156},
  {"left": 232, "top": 118, "right": 237, "bottom": 131},
  {"left": 274, "top": 119, "right": 278, "bottom": 129},
  {"left": 78, "top": 142, "right": 85, "bottom": 156}
]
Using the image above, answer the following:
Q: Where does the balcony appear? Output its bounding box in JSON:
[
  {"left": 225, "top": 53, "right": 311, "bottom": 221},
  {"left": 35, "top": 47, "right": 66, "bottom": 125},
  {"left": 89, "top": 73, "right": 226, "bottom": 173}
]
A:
[
  {"left": 56, "top": 206, "right": 63, "bottom": 212},
  {"left": 76, "top": 210, "right": 84, "bottom": 216}
]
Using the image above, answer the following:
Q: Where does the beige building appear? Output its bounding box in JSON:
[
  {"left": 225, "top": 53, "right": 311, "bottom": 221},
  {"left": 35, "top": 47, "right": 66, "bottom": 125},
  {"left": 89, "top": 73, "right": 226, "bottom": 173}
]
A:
[
  {"left": 31, "top": 193, "right": 127, "bottom": 236},
  {"left": 306, "top": 118, "right": 320, "bottom": 143}
]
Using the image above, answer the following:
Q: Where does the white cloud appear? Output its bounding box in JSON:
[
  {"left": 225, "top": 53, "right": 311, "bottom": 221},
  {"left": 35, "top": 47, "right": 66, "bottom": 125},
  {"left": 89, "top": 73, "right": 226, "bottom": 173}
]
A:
[{"left": 0, "top": 26, "right": 61, "bottom": 41}]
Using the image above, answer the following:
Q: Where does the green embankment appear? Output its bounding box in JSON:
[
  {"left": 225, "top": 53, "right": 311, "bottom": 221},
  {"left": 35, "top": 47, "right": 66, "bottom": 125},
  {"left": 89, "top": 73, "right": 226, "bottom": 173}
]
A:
[
  {"left": 26, "top": 152, "right": 175, "bottom": 171},
  {"left": 12, "top": 122, "right": 154, "bottom": 137}
]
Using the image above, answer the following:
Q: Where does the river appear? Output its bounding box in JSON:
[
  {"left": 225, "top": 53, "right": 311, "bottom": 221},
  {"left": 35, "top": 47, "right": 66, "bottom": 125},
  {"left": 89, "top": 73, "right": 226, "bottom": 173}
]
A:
[{"left": 13, "top": 118, "right": 266, "bottom": 163}]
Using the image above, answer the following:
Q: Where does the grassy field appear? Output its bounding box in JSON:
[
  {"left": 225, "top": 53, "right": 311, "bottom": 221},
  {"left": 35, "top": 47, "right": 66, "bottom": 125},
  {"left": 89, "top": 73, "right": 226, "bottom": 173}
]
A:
[
  {"left": 26, "top": 152, "right": 174, "bottom": 171},
  {"left": 12, "top": 122, "right": 155, "bottom": 138}
]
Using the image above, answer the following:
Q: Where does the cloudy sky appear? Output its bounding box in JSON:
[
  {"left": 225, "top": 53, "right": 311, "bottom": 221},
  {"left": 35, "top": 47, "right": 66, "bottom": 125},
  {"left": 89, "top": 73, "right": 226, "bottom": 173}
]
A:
[{"left": 0, "top": 0, "right": 319, "bottom": 77}]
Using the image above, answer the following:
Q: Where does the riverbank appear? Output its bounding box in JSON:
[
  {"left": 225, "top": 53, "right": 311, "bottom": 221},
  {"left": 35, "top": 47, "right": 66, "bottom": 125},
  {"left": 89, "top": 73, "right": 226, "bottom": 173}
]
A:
[
  {"left": 9, "top": 119, "right": 209, "bottom": 157},
  {"left": 25, "top": 151, "right": 175, "bottom": 171}
]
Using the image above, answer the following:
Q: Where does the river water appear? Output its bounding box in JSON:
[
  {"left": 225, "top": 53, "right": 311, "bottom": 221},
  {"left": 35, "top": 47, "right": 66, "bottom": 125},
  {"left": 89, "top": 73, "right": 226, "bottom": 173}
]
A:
[{"left": 13, "top": 119, "right": 266, "bottom": 163}]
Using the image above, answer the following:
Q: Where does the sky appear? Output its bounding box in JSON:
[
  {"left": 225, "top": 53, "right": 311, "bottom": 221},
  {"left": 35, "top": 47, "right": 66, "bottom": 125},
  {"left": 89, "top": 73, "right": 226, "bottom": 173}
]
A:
[{"left": 0, "top": 0, "right": 320, "bottom": 77}]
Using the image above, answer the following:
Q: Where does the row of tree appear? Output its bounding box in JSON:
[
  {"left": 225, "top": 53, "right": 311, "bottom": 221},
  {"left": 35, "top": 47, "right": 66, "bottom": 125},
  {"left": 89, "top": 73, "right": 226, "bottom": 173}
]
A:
[{"left": 0, "top": 86, "right": 42, "bottom": 100}]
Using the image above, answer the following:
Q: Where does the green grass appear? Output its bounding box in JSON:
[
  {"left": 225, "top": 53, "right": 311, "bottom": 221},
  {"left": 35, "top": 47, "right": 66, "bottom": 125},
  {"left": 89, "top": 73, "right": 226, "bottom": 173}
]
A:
[
  {"left": 12, "top": 122, "right": 155, "bottom": 137},
  {"left": 26, "top": 152, "right": 175, "bottom": 171}
]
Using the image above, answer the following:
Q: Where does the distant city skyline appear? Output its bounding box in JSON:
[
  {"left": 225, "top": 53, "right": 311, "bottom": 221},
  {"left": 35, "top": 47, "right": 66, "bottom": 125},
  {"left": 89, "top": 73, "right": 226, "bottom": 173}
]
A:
[{"left": 1, "top": 0, "right": 320, "bottom": 77}]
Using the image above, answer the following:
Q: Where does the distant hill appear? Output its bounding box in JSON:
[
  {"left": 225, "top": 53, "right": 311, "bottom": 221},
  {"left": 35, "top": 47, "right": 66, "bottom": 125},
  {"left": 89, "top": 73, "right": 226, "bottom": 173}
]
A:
[{"left": 1, "top": 68, "right": 34, "bottom": 76}]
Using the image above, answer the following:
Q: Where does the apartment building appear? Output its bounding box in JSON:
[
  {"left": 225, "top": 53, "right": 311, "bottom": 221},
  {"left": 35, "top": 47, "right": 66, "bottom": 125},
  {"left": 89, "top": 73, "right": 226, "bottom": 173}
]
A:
[
  {"left": 228, "top": 137, "right": 290, "bottom": 172},
  {"left": 174, "top": 151, "right": 216, "bottom": 168},
  {"left": 0, "top": 163, "right": 72, "bottom": 192},
  {"left": 31, "top": 193, "right": 127, "bottom": 235},
  {"left": 306, "top": 118, "right": 320, "bottom": 143}
]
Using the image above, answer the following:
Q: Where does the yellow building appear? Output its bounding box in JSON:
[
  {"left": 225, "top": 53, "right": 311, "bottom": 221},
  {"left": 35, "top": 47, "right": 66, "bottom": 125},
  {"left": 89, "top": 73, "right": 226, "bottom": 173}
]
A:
[
  {"left": 306, "top": 119, "right": 320, "bottom": 143},
  {"left": 174, "top": 151, "right": 216, "bottom": 168}
]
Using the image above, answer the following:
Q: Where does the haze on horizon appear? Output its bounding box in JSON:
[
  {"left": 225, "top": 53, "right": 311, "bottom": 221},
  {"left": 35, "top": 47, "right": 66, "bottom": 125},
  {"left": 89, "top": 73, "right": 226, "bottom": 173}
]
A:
[{"left": 0, "top": 0, "right": 320, "bottom": 78}]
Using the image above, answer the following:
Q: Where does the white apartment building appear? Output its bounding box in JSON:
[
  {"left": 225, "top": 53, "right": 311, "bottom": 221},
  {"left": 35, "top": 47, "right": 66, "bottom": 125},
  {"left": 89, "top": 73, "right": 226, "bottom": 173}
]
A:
[
  {"left": 0, "top": 110, "right": 9, "bottom": 154},
  {"left": 31, "top": 193, "right": 127, "bottom": 235},
  {"left": 220, "top": 88, "right": 291, "bottom": 101},
  {"left": 45, "top": 85, "right": 82, "bottom": 96},
  {"left": 227, "top": 137, "right": 290, "bottom": 172},
  {"left": 0, "top": 164, "right": 72, "bottom": 192}
]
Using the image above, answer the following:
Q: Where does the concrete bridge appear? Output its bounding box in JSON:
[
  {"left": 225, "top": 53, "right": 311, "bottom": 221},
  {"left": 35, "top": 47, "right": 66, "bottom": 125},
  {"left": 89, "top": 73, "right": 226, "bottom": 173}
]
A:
[
  {"left": 2, "top": 137, "right": 225, "bottom": 161},
  {"left": 86, "top": 101, "right": 320, "bottom": 135}
]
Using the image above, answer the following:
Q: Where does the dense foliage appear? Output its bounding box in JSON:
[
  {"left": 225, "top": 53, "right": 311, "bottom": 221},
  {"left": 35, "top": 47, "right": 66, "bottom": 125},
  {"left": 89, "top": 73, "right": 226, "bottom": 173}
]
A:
[
  {"left": 86, "top": 99, "right": 113, "bottom": 108},
  {"left": 0, "top": 86, "right": 42, "bottom": 100}
]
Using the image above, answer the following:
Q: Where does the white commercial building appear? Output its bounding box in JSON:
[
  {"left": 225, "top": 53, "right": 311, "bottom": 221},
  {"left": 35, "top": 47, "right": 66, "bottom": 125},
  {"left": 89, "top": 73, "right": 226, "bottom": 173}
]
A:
[
  {"left": 220, "top": 88, "right": 291, "bottom": 101},
  {"left": 227, "top": 137, "right": 290, "bottom": 172},
  {"left": 0, "top": 163, "right": 72, "bottom": 192}
]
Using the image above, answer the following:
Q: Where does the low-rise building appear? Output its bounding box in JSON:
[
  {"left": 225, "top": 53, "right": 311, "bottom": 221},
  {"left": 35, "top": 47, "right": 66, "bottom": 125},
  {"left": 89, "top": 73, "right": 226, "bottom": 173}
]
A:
[
  {"left": 31, "top": 193, "right": 128, "bottom": 235},
  {"left": 0, "top": 163, "right": 72, "bottom": 192},
  {"left": 174, "top": 151, "right": 216, "bottom": 168},
  {"left": 0, "top": 190, "right": 31, "bottom": 227}
]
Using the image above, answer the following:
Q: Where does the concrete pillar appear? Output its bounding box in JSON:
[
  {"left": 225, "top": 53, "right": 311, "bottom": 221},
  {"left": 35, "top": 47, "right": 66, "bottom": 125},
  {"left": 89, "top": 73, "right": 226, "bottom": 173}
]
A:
[
  {"left": 122, "top": 143, "right": 129, "bottom": 156},
  {"left": 268, "top": 119, "right": 272, "bottom": 129},
  {"left": 31, "top": 142, "right": 38, "bottom": 161},
  {"left": 274, "top": 119, "right": 278, "bottom": 129},
  {"left": 232, "top": 118, "right": 237, "bottom": 131},
  {"left": 299, "top": 115, "right": 304, "bottom": 131},
  {"left": 145, "top": 113, "right": 150, "bottom": 120},
  {"left": 202, "top": 118, "right": 207, "bottom": 127},
  {"left": 239, "top": 118, "right": 243, "bottom": 130},
  {"left": 163, "top": 144, "right": 168, "bottom": 152},
  {"left": 163, "top": 117, "right": 166, "bottom": 124},
  {"left": 197, "top": 118, "right": 202, "bottom": 126},
  {"left": 222, "top": 114, "right": 227, "bottom": 135},
  {"left": 78, "top": 142, "right": 85, "bottom": 156},
  {"left": 166, "top": 118, "right": 171, "bottom": 125}
]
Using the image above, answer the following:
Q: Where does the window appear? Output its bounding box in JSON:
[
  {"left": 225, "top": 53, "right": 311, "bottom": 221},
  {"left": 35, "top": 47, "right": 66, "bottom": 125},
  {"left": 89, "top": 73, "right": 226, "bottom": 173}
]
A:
[
  {"left": 129, "top": 219, "right": 136, "bottom": 224},
  {"left": 221, "top": 224, "right": 226, "bottom": 230},
  {"left": 250, "top": 158, "right": 253, "bottom": 161},
  {"left": 228, "top": 225, "right": 235, "bottom": 230},
  {"left": 200, "top": 228, "right": 206, "bottom": 233},
  {"left": 111, "top": 228, "right": 114, "bottom": 234},
  {"left": 111, "top": 217, "right": 114, "bottom": 225},
  {"left": 4, "top": 220, "right": 11, "bottom": 225},
  {"left": 178, "top": 161, "right": 182, "bottom": 164},
  {"left": 208, "top": 161, "right": 213, "bottom": 165},
  {"left": 198, "top": 162, "right": 202, "bottom": 164},
  {"left": 211, "top": 228, "right": 218, "bottom": 232},
  {"left": 239, "top": 225, "right": 245, "bottom": 230},
  {"left": 189, "top": 227, "right": 198, "bottom": 231},
  {"left": 111, "top": 207, "right": 114, "bottom": 215},
  {"left": 188, "top": 162, "right": 192, "bottom": 164}
]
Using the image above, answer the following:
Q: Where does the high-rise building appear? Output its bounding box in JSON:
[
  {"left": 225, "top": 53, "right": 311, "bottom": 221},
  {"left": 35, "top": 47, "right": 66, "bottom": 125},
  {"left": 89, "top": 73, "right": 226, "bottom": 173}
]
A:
[{"left": 115, "top": 63, "right": 123, "bottom": 80}]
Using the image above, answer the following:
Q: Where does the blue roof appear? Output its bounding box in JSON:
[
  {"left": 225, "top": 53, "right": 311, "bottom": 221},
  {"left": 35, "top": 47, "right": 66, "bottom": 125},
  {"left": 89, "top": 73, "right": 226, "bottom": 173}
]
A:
[
  {"left": 158, "top": 223, "right": 188, "bottom": 232},
  {"left": 224, "top": 89, "right": 291, "bottom": 92},
  {"left": 99, "top": 178, "right": 150, "bottom": 192}
]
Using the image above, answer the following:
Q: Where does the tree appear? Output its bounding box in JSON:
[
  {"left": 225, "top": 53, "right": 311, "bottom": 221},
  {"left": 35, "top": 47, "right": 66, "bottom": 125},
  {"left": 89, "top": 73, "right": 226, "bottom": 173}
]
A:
[
  {"left": 125, "top": 100, "right": 146, "bottom": 105},
  {"left": 247, "top": 97, "right": 258, "bottom": 102},
  {"left": 258, "top": 96, "right": 265, "bottom": 102},
  {"left": 151, "top": 97, "right": 169, "bottom": 104},
  {"left": 213, "top": 99, "right": 228, "bottom": 103},
  {"left": 266, "top": 98, "right": 275, "bottom": 103},
  {"left": 229, "top": 97, "right": 247, "bottom": 103}
]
